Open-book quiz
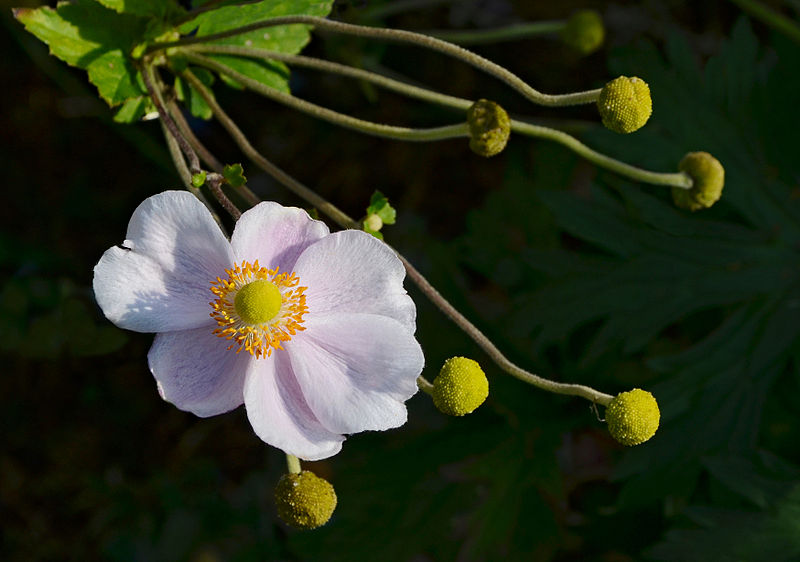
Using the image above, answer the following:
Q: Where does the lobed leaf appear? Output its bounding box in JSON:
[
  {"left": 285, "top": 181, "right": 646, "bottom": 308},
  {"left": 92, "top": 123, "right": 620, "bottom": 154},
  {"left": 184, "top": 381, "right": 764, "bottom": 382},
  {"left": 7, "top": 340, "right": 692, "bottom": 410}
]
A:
[{"left": 14, "top": 0, "right": 149, "bottom": 106}]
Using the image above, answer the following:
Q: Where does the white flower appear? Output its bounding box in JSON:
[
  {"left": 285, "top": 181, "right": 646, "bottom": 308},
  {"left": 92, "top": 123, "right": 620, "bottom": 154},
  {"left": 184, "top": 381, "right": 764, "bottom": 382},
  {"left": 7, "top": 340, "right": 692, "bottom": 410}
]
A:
[{"left": 93, "top": 191, "right": 424, "bottom": 460}]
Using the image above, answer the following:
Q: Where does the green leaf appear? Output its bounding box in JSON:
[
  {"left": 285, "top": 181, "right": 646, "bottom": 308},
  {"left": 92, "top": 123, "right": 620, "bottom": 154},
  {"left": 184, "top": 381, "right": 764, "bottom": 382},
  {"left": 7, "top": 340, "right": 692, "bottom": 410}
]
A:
[
  {"left": 179, "top": 0, "right": 334, "bottom": 94},
  {"left": 366, "top": 190, "right": 397, "bottom": 224},
  {"left": 14, "top": 1, "right": 149, "bottom": 106},
  {"left": 175, "top": 67, "right": 215, "bottom": 120},
  {"left": 94, "top": 0, "right": 185, "bottom": 20},
  {"left": 112, "top": 96, "right": 147, "bottom": 123},
  {"left": 646, "top": 485, "right": 800, "bottom": 562},
  {"left": 222, "top": 163, "right": 247, "bottom": 187}
]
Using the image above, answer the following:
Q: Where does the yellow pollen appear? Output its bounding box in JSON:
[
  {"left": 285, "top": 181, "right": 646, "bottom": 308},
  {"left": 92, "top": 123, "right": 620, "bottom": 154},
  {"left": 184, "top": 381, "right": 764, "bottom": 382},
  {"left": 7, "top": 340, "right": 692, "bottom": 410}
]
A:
[
  {"left": 209, "top": 260, "right": 308, "bottom": 358},
  {"left": 234, "top": 279, "right": 282, "bottom": 325}
]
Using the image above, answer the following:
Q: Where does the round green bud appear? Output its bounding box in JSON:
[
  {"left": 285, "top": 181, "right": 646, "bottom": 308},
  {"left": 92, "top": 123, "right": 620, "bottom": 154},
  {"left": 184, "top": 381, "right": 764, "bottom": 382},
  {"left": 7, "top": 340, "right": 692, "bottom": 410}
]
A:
[
  {"left": 467, "top": 99, "right": 511, "bottom": 158},
  {"left": 274, "top": 470, "right": 337, "bottom": 530},
  {"left": 432, "top": 357, "right": 489, "bottom": 416},
  {"left": 561, "top": 10, "right": 605, "bottom": 55},
  {"left": 597, "top": 76, "right": 652, "bottom": 134},
  {"left": 364, "top": 213, "right": 383, "bottom": 232},
  {"left": 605, "top": 388, "right": 660, "bottom": 446},
  {"left": 672, "top": 151, "right": 725, "bottom": 211}
]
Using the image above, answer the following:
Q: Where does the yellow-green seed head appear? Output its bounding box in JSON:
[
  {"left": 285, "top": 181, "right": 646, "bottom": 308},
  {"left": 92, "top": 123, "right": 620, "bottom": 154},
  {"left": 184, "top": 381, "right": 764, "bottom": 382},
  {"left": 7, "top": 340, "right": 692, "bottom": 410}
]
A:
[
  {"left": 672, "top": 151, "right": 725, "bottom": 211},
  {"left": 597, "top": 76, "right": 652, "bottom": 134},
  {"left": 561, "top": 10, "right": 605, "bottom": 55},
  {"left": 274, "top": 470, "right": 337, "bottom": 530},
  {"left": 432, "top": 357, "right": 489, "bottom": 416},
  {"left": 234, "top": 279, "right": 282, "bottom": 325},
  {"left": 606, "top": 388, "right": 660, "bottom": 446},
  {"left": 467, "top": 99, "right": 511, "bottom": 158}
]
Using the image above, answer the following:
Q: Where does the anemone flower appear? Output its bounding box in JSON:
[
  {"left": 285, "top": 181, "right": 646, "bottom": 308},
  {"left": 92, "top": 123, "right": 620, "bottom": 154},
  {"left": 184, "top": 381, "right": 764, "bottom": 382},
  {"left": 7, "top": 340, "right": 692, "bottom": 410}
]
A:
[{"left": 93, "top": 191, "right": 424, "bottom": 460}]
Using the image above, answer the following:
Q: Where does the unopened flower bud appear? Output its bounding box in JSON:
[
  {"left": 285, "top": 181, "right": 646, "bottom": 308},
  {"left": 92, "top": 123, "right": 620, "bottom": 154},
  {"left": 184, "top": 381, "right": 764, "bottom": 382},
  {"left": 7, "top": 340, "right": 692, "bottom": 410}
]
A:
[
  {"left": 432, "top": 357, "right": 489, "bottom": 416},
  {"left": 364, "top": 213, "right": 383, "bottom": 232},
  {"left": 605, "top": 388, "right": 660, "bottom": 446},
  {"left": 561, "top": 10, "right": 605, "bottom": 55},
  {"left": 672, "top": 151, "right": 725, "bottom": 211},
  {"left": 275, "top": 470, "right": 337, "bottom": 529},
  {"left": 467, "top": 99, "right": 511, "bottom": 157},
  {"left": 597, "top": 76, "right": 652, "bottom": 134}
]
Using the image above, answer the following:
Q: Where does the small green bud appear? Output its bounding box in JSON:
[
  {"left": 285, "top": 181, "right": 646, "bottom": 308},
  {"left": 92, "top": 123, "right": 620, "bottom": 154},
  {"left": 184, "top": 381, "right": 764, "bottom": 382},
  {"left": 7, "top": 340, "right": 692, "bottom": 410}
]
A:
[
  {"left": 191, "top": 171, "right": 206, "bottom": 188},
  {"left": 364, "top": 213, "right": 383, "bottom": 233},
  {"left": 467, "top": 99, "right": 511, "bottom": 157},
  {"left": 561, "top": 10, "right": 605, "bottom": 55},
  {"left": 432, "top": 357, "right": 489, "bottom": 416},
  {"left": 672, "top": 151, "right": 725, "bottom": 211},
  {"left": 597, "top": 76, "right": 652, "bottom": 134},
  {"left": 274, "top": 470, "right": 337, "bottom": 530},
  {"left": 606, "top": 388, "right": 660, "bottom": 446}
]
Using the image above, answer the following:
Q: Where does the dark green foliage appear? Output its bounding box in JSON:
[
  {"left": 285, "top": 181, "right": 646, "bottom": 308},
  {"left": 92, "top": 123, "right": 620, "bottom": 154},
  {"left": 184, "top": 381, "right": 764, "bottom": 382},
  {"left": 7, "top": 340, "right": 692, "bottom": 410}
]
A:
[{"left": 460, "top": 16, "right": 800, "bottom": 560}]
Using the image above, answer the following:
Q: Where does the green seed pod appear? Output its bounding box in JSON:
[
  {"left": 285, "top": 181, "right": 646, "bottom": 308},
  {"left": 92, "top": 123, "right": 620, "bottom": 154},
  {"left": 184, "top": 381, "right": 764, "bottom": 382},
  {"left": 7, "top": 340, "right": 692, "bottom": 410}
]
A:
[
  {"left": 605, "top": 388, "right": 660, "bottom": 446},
  {"left": 672, "top": 151, "right": 725, "bottom": 211},
  {"left": 467, "top": 99, "right": 511, "bottom": 157},
  {"left": 432, "top": 357, "right": 489, "bottom": 416},
  {"left": 597, "top": 76, "right": 652, "bottom": 134},
  {"left": 274, "top": 470, "right": 337, "bottom": 530},
  {"left": 561, "top": 10, "right": 605, "bottom": 55}
]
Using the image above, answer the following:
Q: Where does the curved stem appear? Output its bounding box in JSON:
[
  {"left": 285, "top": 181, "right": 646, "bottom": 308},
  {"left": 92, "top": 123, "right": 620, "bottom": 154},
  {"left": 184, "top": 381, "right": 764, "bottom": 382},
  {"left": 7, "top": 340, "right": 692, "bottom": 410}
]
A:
[
  {"left": 181, "top": 67, "right": 614, "bottom": 407},
  {"left": 186, "top": 44, "right": 474, "bottom": 111},
  {"left": 183, "top": 45, "right": 692, "bottom": 189},
  {"left": 511, "top": 120, "right": 693, "bottom": 189},
  {"left": 182, "top": 51, "right": 469, "bottom": 142},
  {"left": 417, "top": 376, "right": 434, "bottom": 396},
  {"left": 424, "top": 21, "right": 566, "bottom": 45},
  {"left": 149, "top": 16, "right": 601, "bottom": 107},
  {"left": 400, "top": 256, "right": 614, "bottom": 406}
]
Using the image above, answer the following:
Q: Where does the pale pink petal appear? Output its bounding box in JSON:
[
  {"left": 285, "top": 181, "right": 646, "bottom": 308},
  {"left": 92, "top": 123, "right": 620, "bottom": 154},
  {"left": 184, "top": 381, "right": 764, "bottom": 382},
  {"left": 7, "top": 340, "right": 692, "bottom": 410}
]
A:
[
  {"left": 293, "top": 230, "right": 416, "bottom": 332},
  {"left": 148, "top": 326, "right": 248, "bottom": 417},
  {"left": 243, "top": 351, "right": 344, "bottom": 461},
  {"left": 230, "top": 202, "right": 329, "bottom": 272},
  {"left": 286, "top": 313, "right": 423, "bottom": 435},
  {"left": 93, "top": 191, "right": 234, "bottom": 332}
]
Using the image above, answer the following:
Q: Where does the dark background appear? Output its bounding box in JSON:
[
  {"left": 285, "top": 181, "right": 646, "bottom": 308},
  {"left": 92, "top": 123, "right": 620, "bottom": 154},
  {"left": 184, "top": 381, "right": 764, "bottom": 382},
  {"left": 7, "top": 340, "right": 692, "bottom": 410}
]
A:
[{"left": 3, "top": 0, "right": 800, "bottom": 560}]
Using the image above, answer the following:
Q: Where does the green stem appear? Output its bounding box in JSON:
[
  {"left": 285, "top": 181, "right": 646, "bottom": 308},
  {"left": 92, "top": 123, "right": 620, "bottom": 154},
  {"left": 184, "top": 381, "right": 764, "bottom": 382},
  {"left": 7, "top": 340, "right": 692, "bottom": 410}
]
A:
[
  {"left": 149, "top": 16, "right": 601, "bottom": 107},
  {"left": 285, "top": 454, "right": 301, "bottom": 474},
  {"left": 184, "top": 45, "right": 692, "bottom": 189},
  {"left": 399, "top": 255, "right": 614, "bottom": 406},
  {"left": 417, "top": 376, "right": 434, "bottom": 396},
  {"left": 511, "top": 120, "right": 693, "bottom": 188},
  {"left": 728, "top": 0, "right": 800, "bottom": 44},
  {"left": 186, "top": 44, "right": 473, "bottom": 111},
  {"left": 182, "top": 51, "right": 470, "bottom": 142},
  {"left": 181, "top": 67, "right": 615, "bottom": 407},
  {"left": 424, "top": 21, "right": 566, "bottom": 45},
  {"left": 181, "top": 68, "right": 359, "bottom": 230}
]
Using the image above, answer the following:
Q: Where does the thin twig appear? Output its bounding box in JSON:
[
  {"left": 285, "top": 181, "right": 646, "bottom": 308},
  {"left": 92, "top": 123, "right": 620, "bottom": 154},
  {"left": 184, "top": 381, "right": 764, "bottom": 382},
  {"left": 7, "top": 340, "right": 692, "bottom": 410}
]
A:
[{"left": 141, "top": 61, "right": 202, "bottom": 175}]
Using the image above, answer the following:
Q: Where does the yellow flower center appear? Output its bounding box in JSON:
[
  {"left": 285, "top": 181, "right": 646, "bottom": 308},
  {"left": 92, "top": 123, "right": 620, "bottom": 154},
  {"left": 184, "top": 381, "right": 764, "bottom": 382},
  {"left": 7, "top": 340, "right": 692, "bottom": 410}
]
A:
[
  {"left": 210, "top": 260, "right": 308, "bottom": 358},
  {"left": 234, "top": 279, "right": 282, "bottom": 325}
]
